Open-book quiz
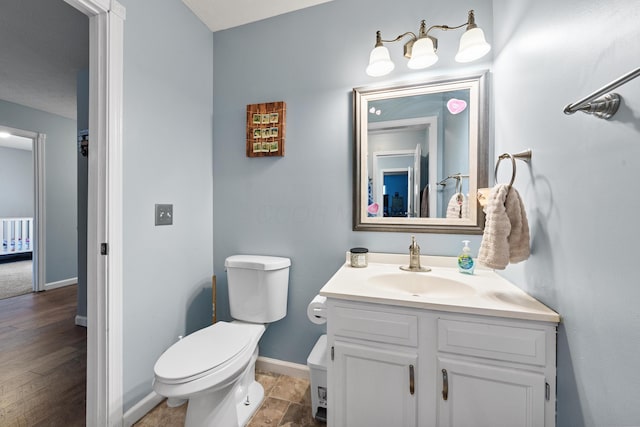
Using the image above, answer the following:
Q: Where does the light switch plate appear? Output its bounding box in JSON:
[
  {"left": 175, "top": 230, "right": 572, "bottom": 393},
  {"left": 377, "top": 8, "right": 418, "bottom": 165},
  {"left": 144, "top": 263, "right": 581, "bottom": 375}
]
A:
[{"left": 155, "top": 204, "right": 173, "bottom": 226}]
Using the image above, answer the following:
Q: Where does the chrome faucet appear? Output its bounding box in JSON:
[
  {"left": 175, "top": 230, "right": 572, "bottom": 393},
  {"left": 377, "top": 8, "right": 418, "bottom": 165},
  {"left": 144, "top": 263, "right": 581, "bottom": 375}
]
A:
[
  {"left": 409, "top": 236, "right": 421, "bottom": 269},
  {"left": 400, "top": 235, "right": 431, "bottom": 272}
]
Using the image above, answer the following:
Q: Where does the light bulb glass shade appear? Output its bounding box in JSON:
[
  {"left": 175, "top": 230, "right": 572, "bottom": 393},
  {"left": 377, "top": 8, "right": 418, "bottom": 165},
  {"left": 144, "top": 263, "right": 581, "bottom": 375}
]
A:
[
  {"left": 455, "top": 27, "right": 491, "bottom": 63},
  {"left": 407, "top": 37, "right": 438, "bottom": 70},
  {"left": 366, "top": 45, "right": 395, "bottom": 77}
]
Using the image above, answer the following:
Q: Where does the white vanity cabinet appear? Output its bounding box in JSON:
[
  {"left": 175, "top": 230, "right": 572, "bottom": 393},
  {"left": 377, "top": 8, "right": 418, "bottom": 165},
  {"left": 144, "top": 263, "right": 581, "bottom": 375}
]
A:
[
  {"left": 328, "top": 303, "right": 420, "bottom": 427},
  {"left": 326, "top": 300, "right": 557, "bottom": 427},
  {"left": 332, "top": 342, "right": 418, "bottom": 426},
  {"left": 436, "top": 316, "right": 556, "bottom": 427}
]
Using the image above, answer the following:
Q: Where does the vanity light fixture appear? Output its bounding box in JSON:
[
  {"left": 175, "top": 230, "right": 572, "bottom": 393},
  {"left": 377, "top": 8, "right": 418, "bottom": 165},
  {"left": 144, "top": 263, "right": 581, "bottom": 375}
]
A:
[{"left": 366, "top": 10, "right": 491, "bottom": 77}]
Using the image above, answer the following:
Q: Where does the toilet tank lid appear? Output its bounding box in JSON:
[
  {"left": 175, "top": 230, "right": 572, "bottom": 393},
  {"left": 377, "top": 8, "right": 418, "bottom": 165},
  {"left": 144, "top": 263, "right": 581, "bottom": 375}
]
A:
[{"left": 225, "top": 255, "right": 291, "bottom": 271}]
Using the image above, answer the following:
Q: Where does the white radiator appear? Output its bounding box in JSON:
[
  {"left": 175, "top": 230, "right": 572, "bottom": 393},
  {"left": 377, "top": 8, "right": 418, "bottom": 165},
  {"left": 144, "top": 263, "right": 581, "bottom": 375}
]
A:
[{"left": 1, "top": 217, "right": 33, "bottom": 255}]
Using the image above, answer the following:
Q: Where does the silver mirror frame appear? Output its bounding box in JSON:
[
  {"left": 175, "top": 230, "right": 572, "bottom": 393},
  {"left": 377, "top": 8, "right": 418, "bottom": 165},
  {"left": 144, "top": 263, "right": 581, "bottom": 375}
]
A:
[{"left": 353, "top": 72, "right": 489, "bottom": 234}]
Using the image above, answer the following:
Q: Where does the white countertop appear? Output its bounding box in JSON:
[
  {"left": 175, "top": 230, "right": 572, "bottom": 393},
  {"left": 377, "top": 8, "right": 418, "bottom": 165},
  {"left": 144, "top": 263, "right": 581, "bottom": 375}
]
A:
[{"left": 319, "top": 253, "right": 560, "bottom": 323}]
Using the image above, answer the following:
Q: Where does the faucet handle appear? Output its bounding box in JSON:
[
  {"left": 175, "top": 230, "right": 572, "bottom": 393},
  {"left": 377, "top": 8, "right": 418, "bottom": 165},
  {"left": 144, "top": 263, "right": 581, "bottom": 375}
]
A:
[{"left": 410, "top": 235, "right": 420, "bottom": 254}]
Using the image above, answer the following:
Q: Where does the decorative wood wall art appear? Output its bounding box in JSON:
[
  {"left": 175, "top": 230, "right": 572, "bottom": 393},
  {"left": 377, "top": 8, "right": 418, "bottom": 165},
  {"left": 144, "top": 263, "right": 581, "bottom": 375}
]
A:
[{"left": 246, "top": 101, "right": 286, "bottom": 157}]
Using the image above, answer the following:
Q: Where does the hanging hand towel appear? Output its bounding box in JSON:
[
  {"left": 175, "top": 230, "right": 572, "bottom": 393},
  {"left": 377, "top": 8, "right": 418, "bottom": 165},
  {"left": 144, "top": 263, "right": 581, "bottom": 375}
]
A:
[
  {"left": 446, "top": 193, "right": 468, "bottom": 219},
  {"left": 477, "top": 184, "right": 530, "bottom": 270}
]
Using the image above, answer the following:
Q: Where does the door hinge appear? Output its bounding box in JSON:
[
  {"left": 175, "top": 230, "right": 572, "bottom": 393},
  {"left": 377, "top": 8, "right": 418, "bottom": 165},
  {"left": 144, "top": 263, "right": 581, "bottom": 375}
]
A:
[
  {"left": 331, "top": 346, "right": 334, "bottom": 361},
  {"left": 100, "top": 243, "right": 108, "bottom": 255},
  {"left": 545, "top": 382, "right": 550, "bottom": 401}
]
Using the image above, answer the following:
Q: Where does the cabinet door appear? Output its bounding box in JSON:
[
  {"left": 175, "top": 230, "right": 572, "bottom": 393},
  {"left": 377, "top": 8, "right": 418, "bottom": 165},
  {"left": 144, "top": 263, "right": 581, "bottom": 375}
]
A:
[
  {"left": 438, "top": 358, "right": 546, "bottom": 427},
  {"left": 332, "top": 341, "right": 418, "bottom": 427}
]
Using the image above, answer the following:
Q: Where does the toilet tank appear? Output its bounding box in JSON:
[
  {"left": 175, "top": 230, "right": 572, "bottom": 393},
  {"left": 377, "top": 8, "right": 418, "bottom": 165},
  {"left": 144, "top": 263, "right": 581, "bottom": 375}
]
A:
[{"left": 225, "top": 255, "right": 291, "bottom": 323}]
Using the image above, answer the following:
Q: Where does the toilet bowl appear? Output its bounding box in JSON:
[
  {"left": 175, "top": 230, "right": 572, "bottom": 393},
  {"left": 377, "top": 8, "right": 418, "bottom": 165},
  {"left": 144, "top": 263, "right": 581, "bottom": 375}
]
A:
[
  {"left": 152, "top": 255, "right": 291, "bottom": 427},
  {"left": 153, "top": 321, "right": 265, "bottom": 426}
]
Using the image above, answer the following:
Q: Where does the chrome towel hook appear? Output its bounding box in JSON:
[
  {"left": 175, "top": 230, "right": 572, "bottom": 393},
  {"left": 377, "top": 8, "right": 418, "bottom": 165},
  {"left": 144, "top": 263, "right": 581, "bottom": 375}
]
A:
[{"left": 494, "top": 149, "right": 532, "bottom": 188}]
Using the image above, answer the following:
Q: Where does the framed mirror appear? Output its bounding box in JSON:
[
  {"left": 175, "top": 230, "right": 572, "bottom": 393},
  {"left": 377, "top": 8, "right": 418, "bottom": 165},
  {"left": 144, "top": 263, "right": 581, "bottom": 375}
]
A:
[{"left": 353, "top": 72, "right": 488, "bottom": 234}]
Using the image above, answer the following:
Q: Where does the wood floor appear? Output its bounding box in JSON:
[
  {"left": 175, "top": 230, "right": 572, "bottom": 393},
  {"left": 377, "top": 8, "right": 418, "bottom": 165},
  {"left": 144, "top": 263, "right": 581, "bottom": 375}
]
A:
[
  {"left": 0, "top": 285, "right": 86, "bottom": 426},
  {"left": 0, "top": 286, "right": 323, "bottom": 426}
]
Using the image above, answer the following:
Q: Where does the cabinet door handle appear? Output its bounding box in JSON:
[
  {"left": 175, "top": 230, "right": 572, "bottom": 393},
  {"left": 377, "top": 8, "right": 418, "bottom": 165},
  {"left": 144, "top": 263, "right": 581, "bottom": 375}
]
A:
[
  {"left": 409, "top": 365, "right": 415, "bottom": 395},
  {"left": 442, "top": 369, "right": 448, "bottom": 401}
]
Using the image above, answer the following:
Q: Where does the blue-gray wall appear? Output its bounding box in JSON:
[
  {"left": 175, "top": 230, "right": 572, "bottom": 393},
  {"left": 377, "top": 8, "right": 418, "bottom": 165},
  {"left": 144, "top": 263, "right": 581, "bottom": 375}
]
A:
[
  {"left": 0, "top": 146, "right": 32, "bottom": 217},
  {"left": 211, "top": 0, "right": 492, "bottom": 365},
  {"left": 116, "top": 1, "right": 640, "bottom": 424},
  {"left": 211, "top": 0, "right": 640, "bottom": 425},
  {"left": 493, "top": 1, "right": 640, "bottom": 425},
  {"left": 120, "top": 0, "right": 214, "bottom": 410},
  {"left": 0, "top": 99, "right": 77, "bottom": 283}
]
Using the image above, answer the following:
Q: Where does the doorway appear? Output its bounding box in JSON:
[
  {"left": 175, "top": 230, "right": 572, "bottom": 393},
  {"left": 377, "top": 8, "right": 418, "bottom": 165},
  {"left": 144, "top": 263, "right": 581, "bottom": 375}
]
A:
[
  {"left": 0, "top": 0, "right": 124, "bottom": 423},
  {"left": 368, "top": 116, "right": 438, "bottom": 218},
  {"left": 0, "top": 126, "right": 46, "bottom": 299},
  {"left": 382, "top": 169, "right": 410, "bottom": 217}
]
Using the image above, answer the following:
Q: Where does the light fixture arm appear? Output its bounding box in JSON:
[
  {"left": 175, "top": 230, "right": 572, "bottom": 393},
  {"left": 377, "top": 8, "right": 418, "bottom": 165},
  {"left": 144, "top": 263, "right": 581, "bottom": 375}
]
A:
[
  {"left": 425, "top": 22, "right": 468, "bottom": 35},
  {"left": 424, "top": 10, "right": 478, "bottom": 37},
  {"left": 377, "top": 30, "right": 418, "bottom": 46}
]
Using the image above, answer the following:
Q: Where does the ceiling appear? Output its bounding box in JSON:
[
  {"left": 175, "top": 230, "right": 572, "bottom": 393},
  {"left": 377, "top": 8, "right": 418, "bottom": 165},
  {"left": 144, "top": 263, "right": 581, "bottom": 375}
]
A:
[
  {"left": 182, "top": 0, "right": 334, "bottom": 32},
  {"left": 0, "top": 0, "right": 333, "bottom": 123},
  {"left": 0, "top": 0, "right": 89, "bottom": 120}
]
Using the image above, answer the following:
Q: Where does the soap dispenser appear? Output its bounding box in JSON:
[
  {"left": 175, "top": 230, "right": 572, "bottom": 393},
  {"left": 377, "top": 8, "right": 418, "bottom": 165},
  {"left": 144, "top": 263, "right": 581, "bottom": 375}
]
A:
[{"left": 458, "top": 240, "right": 475, "bottom": 275}]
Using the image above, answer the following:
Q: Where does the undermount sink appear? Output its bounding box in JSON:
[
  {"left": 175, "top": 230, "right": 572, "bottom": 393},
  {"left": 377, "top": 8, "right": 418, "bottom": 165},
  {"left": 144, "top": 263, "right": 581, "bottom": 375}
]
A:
[{"left": 367, "top": 272, "right": 476, "bottom": 298}]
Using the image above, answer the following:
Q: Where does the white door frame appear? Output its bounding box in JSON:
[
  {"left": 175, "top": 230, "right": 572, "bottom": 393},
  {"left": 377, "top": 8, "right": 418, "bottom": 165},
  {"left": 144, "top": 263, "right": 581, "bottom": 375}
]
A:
[
  {"left": 33, "top": 133, "right": 46, "bottom": 292},
  {"left": 64, "top": 0, "right": 124, "bottom": 425}
]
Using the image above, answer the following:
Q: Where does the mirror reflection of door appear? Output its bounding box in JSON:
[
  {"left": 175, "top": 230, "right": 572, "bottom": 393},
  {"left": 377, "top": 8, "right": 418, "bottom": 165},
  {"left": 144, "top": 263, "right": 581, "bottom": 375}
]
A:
[
  {"left": 371, "top": 144, "right": 425, "bottom": 219},
  {"left": 368, "top": 118, "right": 436, "bottom": 218}
]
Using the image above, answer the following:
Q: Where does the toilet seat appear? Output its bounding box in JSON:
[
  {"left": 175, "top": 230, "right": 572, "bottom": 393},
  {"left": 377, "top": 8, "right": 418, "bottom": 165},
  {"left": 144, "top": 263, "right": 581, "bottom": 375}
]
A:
[{"left": 154, "top": 322, "right": 261, "bottom": 385}]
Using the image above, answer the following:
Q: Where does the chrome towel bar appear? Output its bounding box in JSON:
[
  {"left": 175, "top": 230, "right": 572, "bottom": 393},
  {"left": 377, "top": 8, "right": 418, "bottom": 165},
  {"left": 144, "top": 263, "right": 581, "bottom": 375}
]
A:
[{"left": 564, "top": 66, "right": 640, "bottom": 120}]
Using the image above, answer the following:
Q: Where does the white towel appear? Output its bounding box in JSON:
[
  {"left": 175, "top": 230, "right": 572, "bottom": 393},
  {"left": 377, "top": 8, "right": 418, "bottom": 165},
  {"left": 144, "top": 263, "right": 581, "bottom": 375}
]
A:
[
  {"left": 446, "top": 193, "right": 469, "bottom": 219},
  {"left": 477, "top": 184, "right": 530, "bottom": 270}
]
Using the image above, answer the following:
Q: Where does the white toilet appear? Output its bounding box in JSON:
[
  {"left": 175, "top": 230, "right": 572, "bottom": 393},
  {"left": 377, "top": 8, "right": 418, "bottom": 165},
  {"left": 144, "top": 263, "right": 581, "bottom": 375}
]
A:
[{"left": 153, "top": 255, "right": 291, "bottom": 427}]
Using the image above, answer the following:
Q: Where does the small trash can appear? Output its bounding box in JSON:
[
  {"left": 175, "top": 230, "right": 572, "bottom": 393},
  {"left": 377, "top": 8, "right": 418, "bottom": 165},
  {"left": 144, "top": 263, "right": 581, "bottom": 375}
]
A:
[{"left": 307, "top": 334, "right": 328, "bottom": 422}]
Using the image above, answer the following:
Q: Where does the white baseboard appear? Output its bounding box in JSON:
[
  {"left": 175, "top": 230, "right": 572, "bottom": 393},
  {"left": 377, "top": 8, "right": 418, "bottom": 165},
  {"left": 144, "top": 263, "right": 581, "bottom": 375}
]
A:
[
  {"left": 256, "top": 356, "right": 309, "bottom": 379},
  {"left": 122, "top": 391, "right": 164, "bottom": 427},
  {"left": 75, "top": 315, "right": 87, "bottom": 327},
  {"left": 45, "top": 277, "right": 78, "bottom": 291}
]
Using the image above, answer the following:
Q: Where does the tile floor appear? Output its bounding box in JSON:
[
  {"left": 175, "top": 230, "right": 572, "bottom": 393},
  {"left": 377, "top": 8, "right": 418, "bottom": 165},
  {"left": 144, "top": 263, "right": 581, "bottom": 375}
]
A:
[{"left": 134, "top": 370, "right": 325, "bottom": 427}]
